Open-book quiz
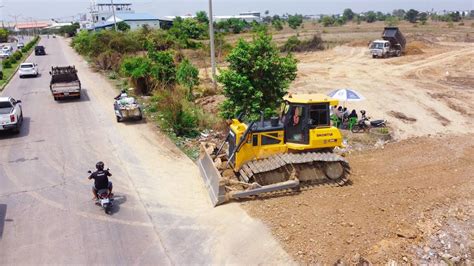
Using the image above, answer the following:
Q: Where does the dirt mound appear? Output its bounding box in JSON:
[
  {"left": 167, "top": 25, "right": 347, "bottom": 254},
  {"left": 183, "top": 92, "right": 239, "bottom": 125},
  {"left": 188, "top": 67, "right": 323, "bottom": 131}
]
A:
[{"left": 405, "top": 41, "right": 426, "bottom": 55}]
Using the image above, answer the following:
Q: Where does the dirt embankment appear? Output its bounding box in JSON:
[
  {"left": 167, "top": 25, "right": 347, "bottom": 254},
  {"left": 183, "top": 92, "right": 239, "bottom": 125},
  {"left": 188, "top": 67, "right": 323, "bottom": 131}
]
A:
[{"left": 243, "top": 134, "right": 474, "bottom": 264}]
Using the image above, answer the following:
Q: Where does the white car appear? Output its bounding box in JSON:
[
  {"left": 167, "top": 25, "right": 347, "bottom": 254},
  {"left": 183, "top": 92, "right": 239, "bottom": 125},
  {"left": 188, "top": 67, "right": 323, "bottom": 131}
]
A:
[
  {"left": 0, "top": 50, "right": 10, "bottom": 59},
  {"left": 2, "top": 45, "right": 13, "bottom": 52},
  {"left": 17, "top": 43, "right": 25, "bottom": 49},
  {"left": 19, "top": 63, "right": 39, "bottom": 78},
  {"left": 0, "top": 97, "right": 23, "bottom": 134}
]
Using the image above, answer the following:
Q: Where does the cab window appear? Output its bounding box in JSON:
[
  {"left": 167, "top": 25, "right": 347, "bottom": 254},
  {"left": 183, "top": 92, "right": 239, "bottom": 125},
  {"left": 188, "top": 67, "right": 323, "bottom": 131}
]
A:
[{"left": 309, "top": 104, "right": 329, "bottom": 127}]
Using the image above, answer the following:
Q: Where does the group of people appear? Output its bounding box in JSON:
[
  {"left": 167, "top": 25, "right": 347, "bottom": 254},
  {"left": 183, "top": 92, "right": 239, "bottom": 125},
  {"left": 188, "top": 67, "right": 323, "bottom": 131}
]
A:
[{"left": 332, "top": 106, "right": 358, "bottom": 120}]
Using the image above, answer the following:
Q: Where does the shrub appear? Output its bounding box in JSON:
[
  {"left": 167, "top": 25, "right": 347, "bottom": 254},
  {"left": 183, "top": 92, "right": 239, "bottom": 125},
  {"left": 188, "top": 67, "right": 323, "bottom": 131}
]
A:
[
  {"left": 148, "top": 50, "right": 176, "bottom": 87},
  {"left": 281, "top": 34, "right": 324, "bottom": 52},
  {"left": 9, "top": 57, "right": 17, "bottom": 64},
  {"left": 176, "top": 59, "right": 199, "bottom": 100},
  {"left": 154, "top": 88, "right": 199, "bottom": 137},
  {"left": 121, "top": 56, "right": 154, "bottom": 94},
  {"left": 288, "top": 14, "right": 304, "bottom": 29},
  {"left": 3, "top": 59, "right": 12, "bottom": 69},
  {"left": 281, "top": 36, "right": 301, "bottom": 52},
  {"left": 21, "top": 47, "right": 27, "bottom": 53},
  {"left": 94, "top": 50, "right": 122, "bottom": 71},
  {"left": 13, "top": 51, "right": 23, "bottom": 60}
]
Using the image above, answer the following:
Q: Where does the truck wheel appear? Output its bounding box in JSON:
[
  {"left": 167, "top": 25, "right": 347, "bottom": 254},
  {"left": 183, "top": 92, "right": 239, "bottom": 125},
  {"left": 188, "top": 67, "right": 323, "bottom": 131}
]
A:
[
  {"left": 372, "top": 55, "right": 376, "bottom": 59},
  {"left": 116, "top": 116, "right": 121, "bottom": 123}
]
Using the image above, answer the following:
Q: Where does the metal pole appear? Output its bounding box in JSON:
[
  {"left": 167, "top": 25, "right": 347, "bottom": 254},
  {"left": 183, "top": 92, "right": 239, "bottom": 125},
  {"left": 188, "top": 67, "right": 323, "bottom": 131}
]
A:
[
  {"left": 110, "top": 0, "right": 118, "bottom": 31},
  {"left": 208, "top": 0, "right": 216, "bottom": 88}
]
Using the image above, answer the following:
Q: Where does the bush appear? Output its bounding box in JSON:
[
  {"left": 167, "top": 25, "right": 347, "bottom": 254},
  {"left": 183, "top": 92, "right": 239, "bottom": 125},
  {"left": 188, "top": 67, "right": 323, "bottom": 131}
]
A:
[
  {"left": 21, "top": 47, "right": 27, "bottom": 53},
  {"left": 94, "top": 50, "right": 122, "bottom": 71},
  {"left": 121, "top": 56, "right": 154, "bottom": 94},
  {"left": 281, "top": 34, "right": 324, "bottom": 52},
  {"left": 9, "top": 57, "right": 17, "bottom": 64},
  {"left": 281, "top": 36, "right": 301, "bottom": 52},
  {"left": 153, "top": 88, "right": 199, "bottom": 137},
  {"left": 148, "top": 50, "right": 176, "bottom": 87},
  {"left": 176, "top": 59, "right": 199, "bottom": 100},
  {"left": 13, "top": 51, "right": 22, "bottom": 60},
  {"left": 3, "top": 59, "right": 12, "bottom": 69}
]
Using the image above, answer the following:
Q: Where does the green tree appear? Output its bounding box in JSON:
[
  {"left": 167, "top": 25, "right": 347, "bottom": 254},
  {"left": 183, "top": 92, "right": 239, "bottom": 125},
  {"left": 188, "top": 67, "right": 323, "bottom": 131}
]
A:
[
  {"left": 321, "top": 16, "right": 335, "bottom": 27},
  {"left": 385, "top": 16, "right": 400, "bottom": 26},
  {"left": 376, "top": 11, "right": 386, "bottom": 21},
  {"left": 419, "top": 12, "right": 428, "bottom": 24},
  {"left": 392, "top": 9, "right": 406, "bottom": 18},
  {"left": 116, "top": 21, "right": 131, "bottom": 31},
  {"left": 59, "top": 23, "right": 80, "bottom": 37},
  {"left": 288, "top": 14, "right": 304, "bottom": 29},
  {"left": 343, "top": 8, "right": 355, "bottom": 21},
  {"left": 148, "top": 51, "right": 176, "bottom": 87},
  {"left": 195, "top": 11, "right": 209, "bottom": 24},
  {"left": 365, "top": 11, "right": 377, "bottom": 23},
  {"left": 176, "top": 59, "right": 199, "bottom": 100},
  {"left": 218, "top": 33, "right": 297, "bottom": 119},
  {"left": 0, "top": 28, "right": 9, "bottom": 43},
  {"left": 405, "top": 9, "right": 419, "bottom": 23}
]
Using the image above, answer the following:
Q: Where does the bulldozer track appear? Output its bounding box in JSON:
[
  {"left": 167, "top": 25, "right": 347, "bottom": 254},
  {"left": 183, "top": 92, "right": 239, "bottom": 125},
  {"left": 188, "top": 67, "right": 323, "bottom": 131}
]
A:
[{"left": 238, "top": 152, "right": 351, "bottom": 196}]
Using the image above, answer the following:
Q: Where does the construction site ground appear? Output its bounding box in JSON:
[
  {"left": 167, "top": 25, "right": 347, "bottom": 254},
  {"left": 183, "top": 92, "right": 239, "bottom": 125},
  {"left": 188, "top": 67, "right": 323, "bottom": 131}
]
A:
[{"left": 237, "top": 22, "right": 473, "bottom": 264}]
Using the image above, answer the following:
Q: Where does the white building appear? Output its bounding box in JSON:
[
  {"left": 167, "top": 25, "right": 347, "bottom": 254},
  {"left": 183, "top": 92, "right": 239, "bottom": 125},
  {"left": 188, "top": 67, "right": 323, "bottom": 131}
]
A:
[{"left": 105, "top": 13, "right": 161, "bottom": 30}]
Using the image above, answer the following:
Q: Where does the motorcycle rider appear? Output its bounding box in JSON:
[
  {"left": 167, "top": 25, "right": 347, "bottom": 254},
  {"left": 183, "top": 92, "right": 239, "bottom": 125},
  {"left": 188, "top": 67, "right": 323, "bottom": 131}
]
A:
[
  {"left": 88, "top": 161, "right": 113, "bottom": 200},
  {"left": 114, "top": 89, "right": 128, "bottom": 100}
]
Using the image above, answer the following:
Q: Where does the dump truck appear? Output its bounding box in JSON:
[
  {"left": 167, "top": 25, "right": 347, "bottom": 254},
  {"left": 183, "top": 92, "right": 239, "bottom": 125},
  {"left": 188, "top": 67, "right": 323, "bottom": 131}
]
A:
[
  {"left": 49, "top": 66, "right": 81, "bottom": 100},
  {"left": 197, "top": 93, "right": 351, "bottom": 206},
  {"left": 370, "top": 27, "right": 406, "bottom": 58}
]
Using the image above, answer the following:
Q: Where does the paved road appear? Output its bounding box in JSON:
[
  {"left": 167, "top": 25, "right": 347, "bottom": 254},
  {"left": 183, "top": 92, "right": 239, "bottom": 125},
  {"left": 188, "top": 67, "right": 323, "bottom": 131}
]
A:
[{"left": 0, "top": 37, "right": 291, "bottom": 264}]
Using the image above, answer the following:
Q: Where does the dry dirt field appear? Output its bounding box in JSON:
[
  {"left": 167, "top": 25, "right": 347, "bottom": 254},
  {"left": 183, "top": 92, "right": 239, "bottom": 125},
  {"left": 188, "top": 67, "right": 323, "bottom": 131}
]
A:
[
  {"left": 238, "top": 21, "right": 474, "bottom": 264},
  {"left": 243, "top": 134, "right": 473, "bottom": 264}
]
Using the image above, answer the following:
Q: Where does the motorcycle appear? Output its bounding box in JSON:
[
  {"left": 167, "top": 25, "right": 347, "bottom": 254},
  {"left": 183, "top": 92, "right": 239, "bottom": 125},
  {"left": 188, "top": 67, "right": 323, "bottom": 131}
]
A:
[
  {"left": 88, "top": 170, "right": 114, "bottom": 215},
  {"left": 351, "top": 111, "right": 387, "bottom": 133}
]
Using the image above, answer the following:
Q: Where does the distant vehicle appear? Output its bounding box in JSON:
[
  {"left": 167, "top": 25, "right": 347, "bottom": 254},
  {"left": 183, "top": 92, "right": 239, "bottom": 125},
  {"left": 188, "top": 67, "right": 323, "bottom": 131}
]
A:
[
  {"left": 52, "top": 35, "right": 56, "bottom": 38},
  {"left": 2, "top": 45, "right": 13, "bottom": 52},
  {"left": 0, "top": 50, "right": 11, "bottom": 59},
  {"left": 19, "top": 63, "right": 39, "bottom": 78},
  {"left": 370, "top": 27, "right": 406, "bottom": 58},
  {"left": 17, "top": 43, "right": 25, "bottom": 49},
  {"left": 49, "top": 66, "right": 81, "bottom": 100},
  {"left": 35, "top": 45, "right": 46, "bottom": 56},
  {"left": 0, "top": 97, "right": 23, "bottom": 134},
  {"left": 114, "top": 96, "right": 143, "bottom": 122}
]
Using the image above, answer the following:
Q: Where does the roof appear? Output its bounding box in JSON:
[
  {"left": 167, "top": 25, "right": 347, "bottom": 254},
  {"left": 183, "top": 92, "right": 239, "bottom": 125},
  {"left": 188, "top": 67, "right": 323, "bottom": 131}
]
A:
[
  {"left": 112, "top": 13, "right": 159, "bottom": 21},
  {"left": 16, "top": 22, "right": 50, "bottom": 29},
  {"left": 283, "top": 93, "right": 339, "bottom": 105}
]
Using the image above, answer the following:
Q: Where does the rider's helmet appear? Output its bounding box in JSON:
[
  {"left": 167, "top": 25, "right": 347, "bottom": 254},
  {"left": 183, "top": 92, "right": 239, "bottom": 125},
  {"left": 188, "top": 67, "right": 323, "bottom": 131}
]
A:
[
  {"left": 96, "top": 161, "right": 105, "bottom": 171},
  {"left": 360, "top": 110, "right": 366, "bottom": 115}
]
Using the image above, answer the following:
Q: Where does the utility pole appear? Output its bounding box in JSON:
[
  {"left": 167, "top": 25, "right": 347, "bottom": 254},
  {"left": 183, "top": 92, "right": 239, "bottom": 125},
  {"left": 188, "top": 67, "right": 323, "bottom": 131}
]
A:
[
  {"left": 208, "top": 0, "right": 216, "bottom": 88},
  {"left": 110, "top": 0, "right": 118, "bottom": 31}
]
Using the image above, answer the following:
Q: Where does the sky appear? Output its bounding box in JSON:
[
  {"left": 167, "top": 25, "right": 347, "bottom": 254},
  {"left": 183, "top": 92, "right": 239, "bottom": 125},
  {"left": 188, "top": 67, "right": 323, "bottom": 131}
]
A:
[{"left": 0, "top": 0, "right": 472, "bottom": 21}]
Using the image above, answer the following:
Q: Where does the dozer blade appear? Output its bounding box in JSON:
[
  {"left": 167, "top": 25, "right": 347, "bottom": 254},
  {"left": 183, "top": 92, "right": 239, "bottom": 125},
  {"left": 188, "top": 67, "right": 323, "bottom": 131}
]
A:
[{"left": 196, "top": 144, "right": 227, "bottom": 206}]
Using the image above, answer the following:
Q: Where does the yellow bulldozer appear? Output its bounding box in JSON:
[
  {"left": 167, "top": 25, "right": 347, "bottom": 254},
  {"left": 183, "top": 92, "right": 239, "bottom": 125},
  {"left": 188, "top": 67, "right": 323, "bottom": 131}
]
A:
[{"left": 197, "top": 93, "right": 351, "bottom": 206}]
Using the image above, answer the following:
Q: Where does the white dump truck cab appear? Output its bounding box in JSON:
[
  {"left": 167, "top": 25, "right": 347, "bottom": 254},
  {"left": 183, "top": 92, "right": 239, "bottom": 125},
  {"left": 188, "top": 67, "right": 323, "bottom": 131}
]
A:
[{"left": 370, "top": 40, "right": 391, "bottom": 58}]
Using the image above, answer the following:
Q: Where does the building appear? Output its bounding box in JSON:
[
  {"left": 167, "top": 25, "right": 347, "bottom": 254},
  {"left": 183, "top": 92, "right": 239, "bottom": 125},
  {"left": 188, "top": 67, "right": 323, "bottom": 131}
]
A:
[
  {"left": 239, "top": 11, "right": 261, "bottom": 17},
  {"left": 91, "top": 2, "right": 134, "bottom": 23},
  {"left": 106, "top": 13, "right": 161, "bottom": 30},
  {"left": 89, "top": 1, "right": 166, "bottom": 30}
]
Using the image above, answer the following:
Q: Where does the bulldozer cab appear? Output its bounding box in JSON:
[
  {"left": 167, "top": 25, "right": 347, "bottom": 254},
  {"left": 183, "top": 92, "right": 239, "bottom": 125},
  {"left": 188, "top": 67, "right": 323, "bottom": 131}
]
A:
[{"left": 281, "top": 94, "right": 336, "bottom": 145}]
